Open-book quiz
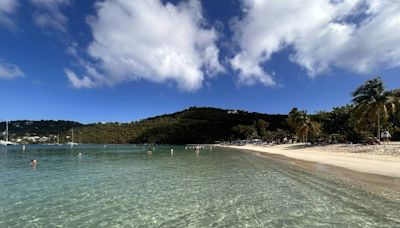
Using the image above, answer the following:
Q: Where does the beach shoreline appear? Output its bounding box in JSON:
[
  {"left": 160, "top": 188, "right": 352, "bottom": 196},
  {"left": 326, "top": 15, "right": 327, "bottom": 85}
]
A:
[{"left": 218, "top": 143, "right": 400, "bottom": 179}]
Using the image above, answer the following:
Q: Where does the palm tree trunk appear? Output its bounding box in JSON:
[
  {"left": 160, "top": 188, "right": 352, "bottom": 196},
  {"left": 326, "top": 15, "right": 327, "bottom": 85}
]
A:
[{"left": 377, "top": 111, "right": 381, "bottom": 141}]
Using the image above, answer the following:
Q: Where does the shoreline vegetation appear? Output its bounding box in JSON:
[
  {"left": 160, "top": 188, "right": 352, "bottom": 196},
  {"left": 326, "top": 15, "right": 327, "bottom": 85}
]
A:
[{"left": 219, "top": 143, "right": 400, "bottom": 179}]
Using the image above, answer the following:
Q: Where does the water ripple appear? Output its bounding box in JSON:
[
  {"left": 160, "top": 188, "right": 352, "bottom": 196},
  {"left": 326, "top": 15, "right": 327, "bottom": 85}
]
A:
[{"left": 0, "top": 145, "right": 399, "bottom": 227}]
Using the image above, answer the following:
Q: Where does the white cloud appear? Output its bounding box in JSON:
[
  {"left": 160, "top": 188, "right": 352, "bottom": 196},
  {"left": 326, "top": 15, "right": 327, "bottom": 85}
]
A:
[
  {"left": 232, "top": 0, "right": 400, "bottom": 85},
  {"left": 0, "top": 0, "right": 19, "bottom": 29},
  {"left": 30, "top": 0, "right": 70, "bottom": 31},
  {"left": 0, "top": 59, "right": 24, "bottom": 79},
  {"left": 231, "top": 54, "right": 275, "bottom": 86},
  {"left": 64, "top": 68, "right": 95, "bottom": 89},
  {"left": 67, "top": 0, "right": 223, "bottom": 91}
]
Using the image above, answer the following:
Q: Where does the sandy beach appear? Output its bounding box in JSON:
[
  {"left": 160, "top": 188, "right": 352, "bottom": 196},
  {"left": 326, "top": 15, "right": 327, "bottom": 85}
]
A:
[{"left": 221, "top": 143, "right": 400, "bottom": 178}]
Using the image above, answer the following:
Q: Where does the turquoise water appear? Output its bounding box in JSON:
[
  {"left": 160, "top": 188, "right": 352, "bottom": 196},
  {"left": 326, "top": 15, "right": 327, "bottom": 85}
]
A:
[{"left": 0, "top": 145, "right": 399, "bottom": 227}]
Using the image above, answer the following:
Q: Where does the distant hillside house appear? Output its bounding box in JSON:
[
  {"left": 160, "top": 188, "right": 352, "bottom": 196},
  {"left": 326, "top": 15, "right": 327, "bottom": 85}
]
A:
[{"left": 227, "top": 110, "right": 239, "bottom": 114}]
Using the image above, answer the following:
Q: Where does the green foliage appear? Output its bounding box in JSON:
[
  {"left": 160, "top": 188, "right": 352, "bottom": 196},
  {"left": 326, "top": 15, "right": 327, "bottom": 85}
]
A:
[
  {"left": 75, "top": 107, "right": 288, "bottom": 144},
  {"left": 255, "top": 119, "right": 269, "bottom": 140},
  {"left": 314, "top": 106, "right": 361, "bottom": 142},
  {"left": 352, "top": 77, "right": 399, "bottom": 139},
  {"left": 0, "top": 120, "right": 82, "bottom": 138},
  {"left": 287, "top": 108, "right": 320, "bottom": 142}
]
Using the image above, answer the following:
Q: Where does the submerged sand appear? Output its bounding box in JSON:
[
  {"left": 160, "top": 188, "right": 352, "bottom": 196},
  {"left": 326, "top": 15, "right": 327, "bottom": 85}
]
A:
[{"left": 221, "top": 143, "right": 400, "bottom": 178}]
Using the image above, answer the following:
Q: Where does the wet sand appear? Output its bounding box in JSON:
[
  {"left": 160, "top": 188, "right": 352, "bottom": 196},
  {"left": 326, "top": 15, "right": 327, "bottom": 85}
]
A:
[
  {"left": 253, "top": 150, "right": 400, "bottom": 191},
  {"left": 220, "top": 144, "right": 400, "bottom": 180}
]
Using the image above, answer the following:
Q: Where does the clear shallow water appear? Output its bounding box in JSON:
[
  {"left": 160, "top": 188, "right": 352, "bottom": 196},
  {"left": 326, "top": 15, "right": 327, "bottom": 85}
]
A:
[{"left": 0, "top": 145, "right": 399, "bottom": 227}]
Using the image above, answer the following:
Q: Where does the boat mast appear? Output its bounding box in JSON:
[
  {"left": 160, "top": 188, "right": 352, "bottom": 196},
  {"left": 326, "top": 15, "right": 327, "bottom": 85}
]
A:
[{"left": 5, "top": 121, "right": 8, "bottom": 142}]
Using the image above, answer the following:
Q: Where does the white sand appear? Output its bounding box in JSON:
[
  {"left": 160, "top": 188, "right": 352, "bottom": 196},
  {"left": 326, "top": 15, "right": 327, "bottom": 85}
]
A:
[{"left": 222, "top": 144, "right": 400, "bottom": 178}]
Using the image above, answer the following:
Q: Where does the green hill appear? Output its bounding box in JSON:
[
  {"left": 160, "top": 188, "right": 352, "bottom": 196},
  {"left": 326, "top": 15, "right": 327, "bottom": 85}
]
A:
[
  {"left": 76, "top": 107, "right": 288, "bottom": 144},
  {"left": 2, "top": 108, "right": 288, "bottom": 144},
  {"left": 0, "top": 120, "right": 83, "bottom": 137}
]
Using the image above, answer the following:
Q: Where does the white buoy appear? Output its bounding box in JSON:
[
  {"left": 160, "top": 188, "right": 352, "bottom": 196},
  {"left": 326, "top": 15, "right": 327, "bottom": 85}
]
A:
[
  {"left": 22, "top": 145, "right": 26, "bottom": 151},
  {"left": 170, "top": 149, "right": 174, "bottom": 155}
]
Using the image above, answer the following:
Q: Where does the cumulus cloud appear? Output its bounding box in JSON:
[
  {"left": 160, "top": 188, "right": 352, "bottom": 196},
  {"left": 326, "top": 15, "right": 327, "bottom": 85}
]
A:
[
  {"left": 67, "top": 0, "right": 223, "bottom": 91},
  {"left": 30, "top": 0, "right": 70, "bottom": 31},
  {"left": 232, "top": 0, "right": 400, "bottom": 85},
  {"left": 0, "top": 59, "right": 24, "bottom": 79},
  {"left": 65, "top": 68, "right": 95, "bottom": 89},
  {"left": 0, "top": 0, "right": 19, "bottom": 29}
]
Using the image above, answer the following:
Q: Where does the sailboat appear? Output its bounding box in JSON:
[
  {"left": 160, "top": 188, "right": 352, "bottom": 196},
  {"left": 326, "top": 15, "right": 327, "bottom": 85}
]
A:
[
  {"left": 66, "top": 128, "right": 78, "bottom": 147},
  {"left": 56, "top": 134, "right": 62, "bottom": 145},
  {"left": 0, "top": 121, "right": 17, "bottom": 145}
]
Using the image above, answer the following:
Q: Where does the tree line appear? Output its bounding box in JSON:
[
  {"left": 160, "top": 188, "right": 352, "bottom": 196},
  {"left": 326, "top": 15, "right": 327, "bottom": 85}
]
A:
[{"left": 232, "top": 77, "right": 400, "bottom": 144}]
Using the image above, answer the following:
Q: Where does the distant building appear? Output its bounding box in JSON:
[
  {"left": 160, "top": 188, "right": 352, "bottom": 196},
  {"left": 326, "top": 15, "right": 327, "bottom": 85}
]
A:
[{"left": 227, "top": 110, "right": 239, "bottom": 114}]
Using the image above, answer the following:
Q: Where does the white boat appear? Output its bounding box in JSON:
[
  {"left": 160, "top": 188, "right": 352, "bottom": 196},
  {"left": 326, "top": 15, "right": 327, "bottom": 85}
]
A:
[
  {"left": 1, "top": 121, "right": 17, "bottom": 145},
  {"left": 0, "top": 140, "right": 17, "bottom": 145},
  {"left": 66, "top": 142, "right": 78, "bottom": 146},
  {"left": 66, "top": 129, "right": 78, "bottom": 147}
]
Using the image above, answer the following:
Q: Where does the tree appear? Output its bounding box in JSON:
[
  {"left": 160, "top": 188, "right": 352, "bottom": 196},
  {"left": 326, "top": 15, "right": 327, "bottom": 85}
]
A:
[
  {"left": 232, "top": 124, "right": 257, "bottom": 140},
  {"left": 315, "top": 106, "right": 361, "bottom": 142},
  {"left": 255, "top": 119, "right": 269, "bottom": 140},
  {"left": 288, "top": 108, "right": 320, "bottom": 142},
  {"left": 287, "top": 108, "right": 302, "bottom": 131},
  {"left": 352, "top": 77, "right": 399, "bottom": 140},
  {"left": 296, "top": 119, "right": 321, "bottom": 143}
]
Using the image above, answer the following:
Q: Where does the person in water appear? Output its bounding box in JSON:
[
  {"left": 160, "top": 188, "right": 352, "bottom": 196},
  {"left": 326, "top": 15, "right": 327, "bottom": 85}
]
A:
[{"left": 31, "top": 159, "right": 37, "bottom": 166}]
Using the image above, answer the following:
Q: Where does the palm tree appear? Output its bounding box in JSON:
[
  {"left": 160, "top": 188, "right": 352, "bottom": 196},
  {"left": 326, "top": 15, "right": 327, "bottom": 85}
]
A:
[
  {"left": 288, "top": 108, "right": 320, "bottom": 142},
  {"left": 296, "top": 119, "right": 321, "bottom": 143},
  {"left": 288, "top": 108, "right": 304, "bottom": 130},
  {"left": 352, "top": 77, "right": 399, "bottom": 140}
]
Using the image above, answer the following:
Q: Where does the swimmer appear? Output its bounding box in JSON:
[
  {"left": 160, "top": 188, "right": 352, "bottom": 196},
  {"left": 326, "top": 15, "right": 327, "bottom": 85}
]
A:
[
  {"left": 31, "top": 159, "right": 37, "bottom": 166},
  {"left": 147, "top": 150, "right": 152, "bottom": 155},
  {"left": 170, "top": 149, "right": 174, "bottom": 155},
  {"left": 77, "top": 152, "right": 82, "bottom": 157}
]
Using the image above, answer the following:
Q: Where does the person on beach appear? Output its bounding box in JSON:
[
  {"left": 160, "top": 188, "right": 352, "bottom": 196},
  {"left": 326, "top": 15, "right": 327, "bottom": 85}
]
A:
[{"left": 381, "top": 130, "right": 391, "bottom": 144}]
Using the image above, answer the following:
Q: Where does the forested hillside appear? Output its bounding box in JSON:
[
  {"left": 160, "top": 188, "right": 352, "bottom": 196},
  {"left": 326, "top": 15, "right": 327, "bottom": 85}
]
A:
[
  {"left": 0, "top": 120, "right": 83, "bottom": 137},
  {"left": 74, "top": 107, "right": 288, "bottom": 144},
  {"left": 1, "top": 108, "right": 287, "bottom": 144}
]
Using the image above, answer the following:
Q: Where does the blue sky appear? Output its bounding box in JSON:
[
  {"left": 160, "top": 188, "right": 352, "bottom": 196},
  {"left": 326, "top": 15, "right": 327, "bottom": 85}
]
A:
[{"left": 0, "top": 0, "right": 399, "bottom": 123}]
